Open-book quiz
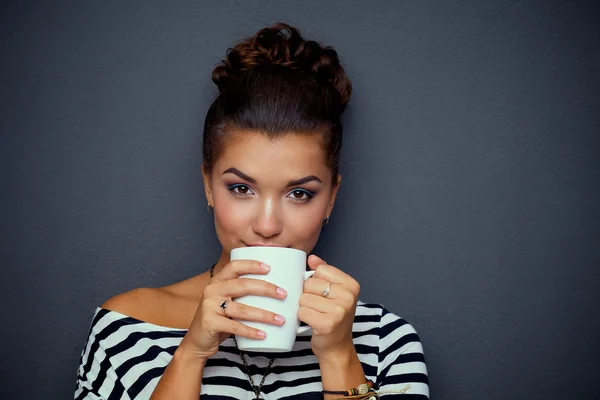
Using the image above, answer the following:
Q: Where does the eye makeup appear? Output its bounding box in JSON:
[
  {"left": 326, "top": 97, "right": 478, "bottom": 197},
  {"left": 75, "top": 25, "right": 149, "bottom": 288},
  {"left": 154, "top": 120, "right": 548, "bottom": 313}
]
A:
[{"left": 226, "top": 183, "right": 317, "bottom": 203}]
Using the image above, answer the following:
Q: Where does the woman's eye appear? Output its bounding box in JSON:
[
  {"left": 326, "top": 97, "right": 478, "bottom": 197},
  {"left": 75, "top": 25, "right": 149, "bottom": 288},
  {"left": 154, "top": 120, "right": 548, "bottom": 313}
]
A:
[
  {"left": 288, "top": 189, "right": 313, "bottom": 201},
  {"left": 292, "top": 190, "right": 306, "bottom": 199},
  {"left": 229, "top": 184, "right": 253, "bottom": 195}
]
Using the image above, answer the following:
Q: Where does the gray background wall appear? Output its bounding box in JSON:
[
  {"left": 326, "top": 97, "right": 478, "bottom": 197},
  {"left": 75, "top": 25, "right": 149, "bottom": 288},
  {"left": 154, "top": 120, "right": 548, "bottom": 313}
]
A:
[{"left": 1, "top": 1, "right": 599, "bottom": 399}]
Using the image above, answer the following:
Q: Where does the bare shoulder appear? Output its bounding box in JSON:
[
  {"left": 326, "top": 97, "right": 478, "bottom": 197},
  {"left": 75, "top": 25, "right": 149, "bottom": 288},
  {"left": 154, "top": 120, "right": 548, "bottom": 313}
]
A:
[
  {"left": 101, "top": 288, "right": 167, "bottom": 321},
  {"left": 100, "top": 275, "right": 208, "bottom": 328}
]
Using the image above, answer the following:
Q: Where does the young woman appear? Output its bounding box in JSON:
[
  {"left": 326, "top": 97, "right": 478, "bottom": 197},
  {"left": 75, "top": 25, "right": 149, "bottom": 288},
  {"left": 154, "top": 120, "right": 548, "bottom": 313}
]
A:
[{"left": 74, "top": 23, "right": 429, "bottom": 400}]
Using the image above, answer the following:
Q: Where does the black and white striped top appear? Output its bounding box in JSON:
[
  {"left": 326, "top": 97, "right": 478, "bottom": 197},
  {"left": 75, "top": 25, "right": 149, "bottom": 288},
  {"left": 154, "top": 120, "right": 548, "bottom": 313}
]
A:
[{"left": 74, "top": 301, "right": 429, "bottom": 399}]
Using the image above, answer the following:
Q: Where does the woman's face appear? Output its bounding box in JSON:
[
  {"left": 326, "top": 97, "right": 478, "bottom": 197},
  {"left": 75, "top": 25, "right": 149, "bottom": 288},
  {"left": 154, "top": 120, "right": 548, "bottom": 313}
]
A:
[{"left": 202, "top": 131, "right": 340, "bottom": 255}]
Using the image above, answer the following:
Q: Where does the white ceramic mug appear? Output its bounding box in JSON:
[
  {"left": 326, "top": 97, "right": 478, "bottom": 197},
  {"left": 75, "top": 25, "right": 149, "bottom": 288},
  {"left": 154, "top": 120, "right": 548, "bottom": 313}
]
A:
[{"left": 229, "top": 246, "right": 314, "bottom": 352}]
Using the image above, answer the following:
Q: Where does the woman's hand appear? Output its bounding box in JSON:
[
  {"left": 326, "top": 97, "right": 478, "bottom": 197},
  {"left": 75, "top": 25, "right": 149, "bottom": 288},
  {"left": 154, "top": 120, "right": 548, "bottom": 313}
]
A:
[
  {"left": 179, "top": 260, "right": 288, "bottom": 363},
  {"left": 299, "top": 254, "right": 360, "bottom": 361}
]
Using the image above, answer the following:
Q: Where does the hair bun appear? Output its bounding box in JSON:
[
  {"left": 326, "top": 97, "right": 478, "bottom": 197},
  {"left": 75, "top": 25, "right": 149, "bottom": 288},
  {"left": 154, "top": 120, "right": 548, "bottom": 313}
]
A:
[{"left": 212, "top": 23, "right": 352, "bottom": 111}]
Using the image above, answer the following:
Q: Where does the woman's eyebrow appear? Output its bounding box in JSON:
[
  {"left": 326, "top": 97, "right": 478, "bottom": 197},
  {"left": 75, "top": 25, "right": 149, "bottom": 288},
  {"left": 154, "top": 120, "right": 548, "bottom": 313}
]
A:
[
  {"left": 222, "top": 167, "right": 322, "bottom": 187},
  {"left": 223, "top": 168, "right": 256, "bottom": 183},
  {"left": 287, "top": 175, "right": 322, "bottom": 186}
]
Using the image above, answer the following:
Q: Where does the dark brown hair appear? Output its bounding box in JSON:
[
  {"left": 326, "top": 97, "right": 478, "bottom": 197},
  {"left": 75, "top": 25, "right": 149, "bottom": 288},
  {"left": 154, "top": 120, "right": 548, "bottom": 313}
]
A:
[{"left": 202, "top": 23, "right": 352, "bottom": 184}]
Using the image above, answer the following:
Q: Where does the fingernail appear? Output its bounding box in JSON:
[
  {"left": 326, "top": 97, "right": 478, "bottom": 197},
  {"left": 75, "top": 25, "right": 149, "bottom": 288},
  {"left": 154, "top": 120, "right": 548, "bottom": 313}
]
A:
[
  {"left": 257, "top": 330, "right": 267, "bottom": 338},
  {"left": 274, "top": 314, "right": 286, "bottom": 324},
  {"left": 261, "top": 263, "right": 271, "bottom": 271},
  {"left": 277, "top": 287, "right": 287, "bottom": 297}
]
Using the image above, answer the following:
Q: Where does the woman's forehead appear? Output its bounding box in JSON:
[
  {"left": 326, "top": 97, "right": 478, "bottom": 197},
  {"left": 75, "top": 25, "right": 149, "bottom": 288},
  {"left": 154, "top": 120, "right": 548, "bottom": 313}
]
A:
[
  {"left": 218, "top": 131, "right": 326, "bottom": 163},
  {"left": 214, "top": 132, "right": 331, "bottom": 180}
]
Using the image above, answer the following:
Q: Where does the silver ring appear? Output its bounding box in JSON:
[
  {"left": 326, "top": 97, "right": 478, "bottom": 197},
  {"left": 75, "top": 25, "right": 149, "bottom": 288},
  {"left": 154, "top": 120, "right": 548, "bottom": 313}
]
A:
[
  {"left": 220, "top": 300, "right": 230, "bottom": 317},
  {"left": 322, "top": 283, "right": 331, "bottom": 298}
]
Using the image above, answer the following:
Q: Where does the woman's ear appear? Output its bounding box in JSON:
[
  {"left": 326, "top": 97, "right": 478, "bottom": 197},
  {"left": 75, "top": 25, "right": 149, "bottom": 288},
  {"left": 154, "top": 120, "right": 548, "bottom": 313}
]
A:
[{"left": 201, "top": 164, "right": 213, "bottom": 205}]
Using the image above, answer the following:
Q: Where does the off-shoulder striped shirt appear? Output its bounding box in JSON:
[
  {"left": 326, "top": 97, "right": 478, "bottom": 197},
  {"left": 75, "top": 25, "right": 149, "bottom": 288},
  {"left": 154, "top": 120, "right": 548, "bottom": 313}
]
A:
[{"left": 74, "top": 301, "right": 429, "bottom": 399}]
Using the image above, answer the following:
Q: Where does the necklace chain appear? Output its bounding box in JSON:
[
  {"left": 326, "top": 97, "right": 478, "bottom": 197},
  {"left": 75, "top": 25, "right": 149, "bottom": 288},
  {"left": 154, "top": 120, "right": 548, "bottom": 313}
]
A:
[
  {"left": 210, "top": 264, "right": 276, "bottom": 399},
  {"left": 233, "top": 335, "right": 276, "bottom": 399}
]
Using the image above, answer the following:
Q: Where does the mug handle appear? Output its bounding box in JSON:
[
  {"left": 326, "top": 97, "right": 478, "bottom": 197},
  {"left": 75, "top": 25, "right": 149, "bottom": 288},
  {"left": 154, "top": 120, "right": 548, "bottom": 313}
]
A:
[{"left": 297, "top": 270, "right": 316, "bottom": 335}]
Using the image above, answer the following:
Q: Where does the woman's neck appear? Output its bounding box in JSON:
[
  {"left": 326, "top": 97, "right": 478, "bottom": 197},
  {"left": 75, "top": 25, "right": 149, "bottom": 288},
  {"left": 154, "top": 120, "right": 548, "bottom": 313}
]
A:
[{"left": 211, "top": 248, "right": 230, "bottom": 277}]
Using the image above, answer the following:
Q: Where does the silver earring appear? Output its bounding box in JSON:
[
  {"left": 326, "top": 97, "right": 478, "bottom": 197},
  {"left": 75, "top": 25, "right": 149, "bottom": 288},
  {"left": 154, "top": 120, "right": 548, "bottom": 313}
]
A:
[
  {"left": 207, "top": 202, "right": 214, "bottom": 214},
  {"left": 322, "top": 215, "right": 330, "bottom": 225}
]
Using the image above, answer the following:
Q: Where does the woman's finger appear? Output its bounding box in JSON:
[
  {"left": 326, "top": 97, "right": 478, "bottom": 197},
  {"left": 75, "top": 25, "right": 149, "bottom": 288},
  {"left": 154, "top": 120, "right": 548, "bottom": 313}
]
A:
[
  {"left": 304, "top": 278, "right": 358, "bottom": 309},
  {"left": 300, "top": 292, "right": 352, "bottom": 316},
  {"left": 308, "top": 254, "right": 327, "bottom": 269},
  {"left": 304, "top": 277, "right": 337, "bottom": 299},
  {"left": 300, "top": 289, "right": 353, "bottom": 314},
  {"left": 299, "top": 293, "right": 331, "bottom": 313},
  {"left": 206, "top": 278, "right": 287, "bottom": 300},
  {"left": 298, "top": 306, "right": 338, "bottom": 335},
  {"left": 213, "top": 259, "right": 271, "bottom": 281},
  {"left": 312, "top": 263, "right": 354, "bottom": 287},
  {"left": 219, "top": 299, "right": 286, "bottom": 327},
  {"left": 308, "top": 254, "right": 353, "bottom": 283},
  {"left": 209, "top": 312, "right": 269, "bottom": 340}
]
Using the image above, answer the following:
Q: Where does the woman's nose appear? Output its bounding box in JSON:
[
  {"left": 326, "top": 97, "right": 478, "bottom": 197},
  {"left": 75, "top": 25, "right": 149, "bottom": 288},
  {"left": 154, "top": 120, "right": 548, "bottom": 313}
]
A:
[{"left": 252, "top": 197, "right": 283, "bottom": 238}]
